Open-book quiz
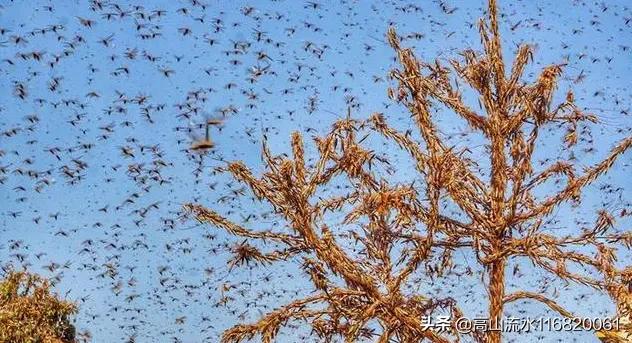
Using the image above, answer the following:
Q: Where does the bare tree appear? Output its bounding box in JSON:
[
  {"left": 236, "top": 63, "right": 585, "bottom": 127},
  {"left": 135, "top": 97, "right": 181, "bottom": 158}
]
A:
[{"left": 185, "top": 0, "right": 632, "bottom": 342}]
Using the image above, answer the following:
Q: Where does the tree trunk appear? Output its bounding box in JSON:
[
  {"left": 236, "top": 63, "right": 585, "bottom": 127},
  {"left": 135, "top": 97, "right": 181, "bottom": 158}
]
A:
[{"left": 487, "top": 258, "right": 506, "bottom": 343}]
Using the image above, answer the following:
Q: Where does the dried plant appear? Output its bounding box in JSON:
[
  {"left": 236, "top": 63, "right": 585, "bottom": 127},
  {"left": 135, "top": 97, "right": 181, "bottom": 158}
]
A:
[
  {"left": 0, "top": 270, "right": 77, "bottom": 343},
  {"left": 185, "top": 0, "right": 632, "bottom": 342}
]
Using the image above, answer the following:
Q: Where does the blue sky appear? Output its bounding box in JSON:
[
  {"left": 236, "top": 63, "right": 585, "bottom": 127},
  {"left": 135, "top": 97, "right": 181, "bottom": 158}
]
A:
[{"left": 1, "top": 0, "right": 631, "bottom": 342}]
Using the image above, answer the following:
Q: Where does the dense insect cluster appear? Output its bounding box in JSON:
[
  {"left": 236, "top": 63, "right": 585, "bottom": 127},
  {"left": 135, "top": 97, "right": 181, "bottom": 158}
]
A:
[
  {"left": 187, "top": 1, "right": 632, "bottom": 342},
  {"left": 2, "top": 0, "right": 631, "bottom": 341}
]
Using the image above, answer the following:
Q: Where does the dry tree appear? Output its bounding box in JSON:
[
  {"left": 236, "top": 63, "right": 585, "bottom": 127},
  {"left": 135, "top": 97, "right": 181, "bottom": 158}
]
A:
[
  {"left": 0, "top": 269, "right": 78, "bottom": 342},
  {"left": 185, "top": 0, "right": 632, "bottom": 342}
]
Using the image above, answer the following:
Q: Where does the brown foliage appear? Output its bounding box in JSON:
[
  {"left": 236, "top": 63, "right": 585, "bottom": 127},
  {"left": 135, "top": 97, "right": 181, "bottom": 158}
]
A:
[
  {"left": 186, "top": 0, "right": 632, "bottom": 342},
  {"left": 0, "top": 270, "right": 77, "bottom": 343}
]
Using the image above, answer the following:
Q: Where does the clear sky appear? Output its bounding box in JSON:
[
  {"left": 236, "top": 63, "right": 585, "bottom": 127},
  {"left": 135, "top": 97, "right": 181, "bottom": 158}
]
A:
[{"left": 1, "top": 0, "right": 631, "bottom": 342}]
